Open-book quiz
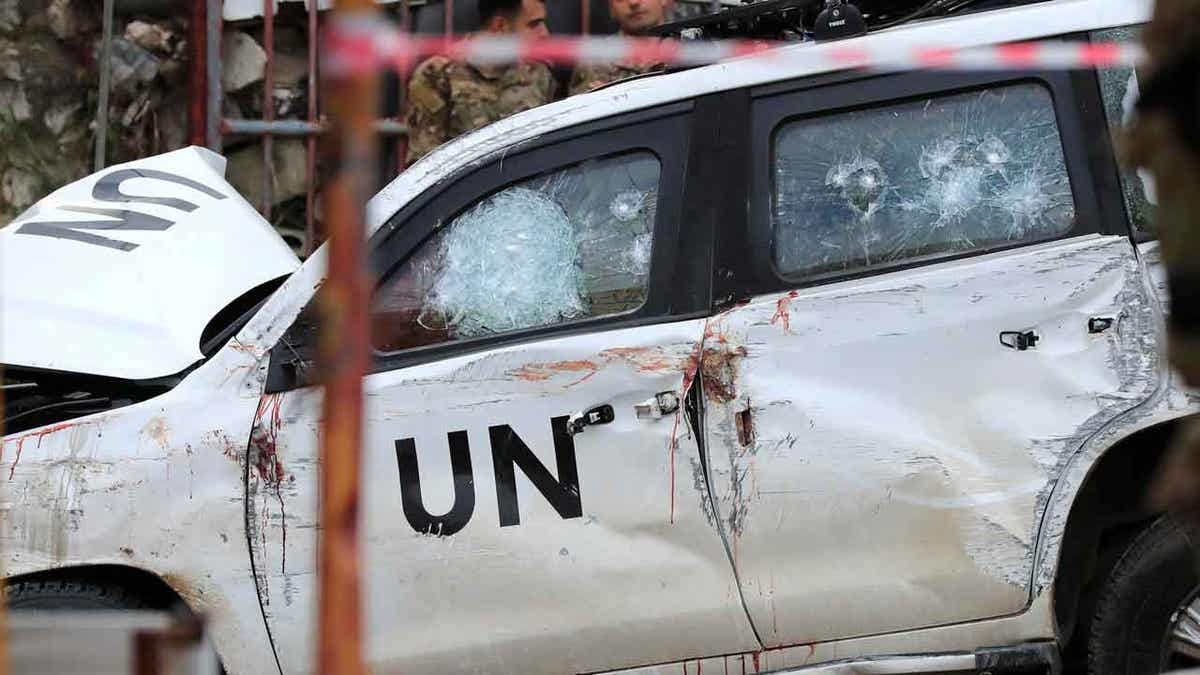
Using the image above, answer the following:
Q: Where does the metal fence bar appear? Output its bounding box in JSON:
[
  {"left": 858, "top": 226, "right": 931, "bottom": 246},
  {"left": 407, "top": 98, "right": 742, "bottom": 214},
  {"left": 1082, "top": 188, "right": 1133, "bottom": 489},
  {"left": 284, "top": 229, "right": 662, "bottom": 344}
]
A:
[
  {"left": 189, "top": 0, "right": 208, "bottom": 146},
  {"left": 305, "top": 0, "right": 321, "bottom": 254},
  {"left": 318, "top": 3, "right": 376, "bottom": 673},
  {"left": 206, "top": 0, "right": 222, "bottom": 150},
  {"left": 223, "top": 118, "right": 407, "bottom": 134},
  {"left": 262, "top": 0, "right": 276, "bottom": 219},
  {"left": 93, "top": 0, "right": 115, "bottom": 172},
  {"left": 205, "top": 0, "right": 608, "bottom": 252}
]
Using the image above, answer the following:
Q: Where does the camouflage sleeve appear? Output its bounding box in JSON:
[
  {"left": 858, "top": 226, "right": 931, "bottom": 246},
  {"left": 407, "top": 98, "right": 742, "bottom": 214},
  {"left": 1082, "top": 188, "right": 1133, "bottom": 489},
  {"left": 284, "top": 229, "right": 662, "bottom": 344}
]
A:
[
  {"left": 404, "top": 57, "right": 452, "bottom": 165},
  {"left": 568, "top": 65, "right": 603, "bottom": 96},
  {"left": 568, "top": 66, "right": 593, "bottom": 96},
  {"left": 537, "top": 63, "right": 558, "bottom": 104}
]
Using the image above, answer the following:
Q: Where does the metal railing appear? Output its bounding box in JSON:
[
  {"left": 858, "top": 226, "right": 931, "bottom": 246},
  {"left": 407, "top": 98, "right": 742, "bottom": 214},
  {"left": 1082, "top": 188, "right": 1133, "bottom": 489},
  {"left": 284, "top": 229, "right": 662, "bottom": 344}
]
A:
[{"left": 199, "top": 0, "right": 725, "bottom": 254}]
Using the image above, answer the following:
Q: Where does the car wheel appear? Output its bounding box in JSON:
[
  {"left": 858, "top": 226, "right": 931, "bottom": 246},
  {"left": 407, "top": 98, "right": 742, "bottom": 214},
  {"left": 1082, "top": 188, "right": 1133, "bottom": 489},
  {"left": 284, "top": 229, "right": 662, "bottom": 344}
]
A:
[
  {"left": 6, "top": 577, "right": 160, "bottom": 611},
  {"left": 1089, "top": 516, "right": 1200, "bottom": 673}
]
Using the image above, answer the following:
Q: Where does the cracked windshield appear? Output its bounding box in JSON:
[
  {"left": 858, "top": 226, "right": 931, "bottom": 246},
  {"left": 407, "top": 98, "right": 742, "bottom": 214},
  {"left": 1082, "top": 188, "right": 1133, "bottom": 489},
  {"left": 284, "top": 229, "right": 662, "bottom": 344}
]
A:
[{"left": 772, "top": 83, "right": 1075, "bottom": 277}]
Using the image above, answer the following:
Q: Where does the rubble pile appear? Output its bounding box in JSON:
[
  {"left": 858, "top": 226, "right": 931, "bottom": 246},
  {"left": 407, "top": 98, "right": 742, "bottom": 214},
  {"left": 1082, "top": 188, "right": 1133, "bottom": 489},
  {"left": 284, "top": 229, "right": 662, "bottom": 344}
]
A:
[
  {"left": 220, "top": 8, "right": 319, "bottom": 251},
  {"left": 0, "top": 1, "right": 325, "bottom": 250},
  {"left": 0, "top": 0, "right": 190, "bottom": 224},
  {"left": 219, "top": 3, "right": 409, "bottom": 252}
]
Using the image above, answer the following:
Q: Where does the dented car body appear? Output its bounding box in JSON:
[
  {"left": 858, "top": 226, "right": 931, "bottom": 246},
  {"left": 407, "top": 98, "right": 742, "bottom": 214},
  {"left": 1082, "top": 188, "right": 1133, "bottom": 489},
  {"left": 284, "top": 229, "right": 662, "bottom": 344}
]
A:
[{"left": 0, "top": 0, "right": 1185, "bottom": 673}]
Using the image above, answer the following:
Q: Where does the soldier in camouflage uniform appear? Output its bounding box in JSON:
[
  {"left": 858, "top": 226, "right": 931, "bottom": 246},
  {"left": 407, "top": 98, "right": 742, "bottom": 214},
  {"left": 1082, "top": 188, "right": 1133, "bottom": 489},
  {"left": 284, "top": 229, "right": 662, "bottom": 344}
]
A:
[
  {"left": 404, "top": 0, "right": 556, "bottom": 164},
  {"left": 569, "top": 0, "right": 675, "bottom": 95}
]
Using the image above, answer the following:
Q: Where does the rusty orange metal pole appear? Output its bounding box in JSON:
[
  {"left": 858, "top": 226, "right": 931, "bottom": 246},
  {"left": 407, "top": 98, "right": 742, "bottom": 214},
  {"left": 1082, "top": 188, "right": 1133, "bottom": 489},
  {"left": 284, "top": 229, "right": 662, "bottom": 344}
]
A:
[
  {"left": 318, "top": 1, "right": 378, "bottom": 674},
  {"left": 187, "top": 0, "right": 207, "bottom": 147}
]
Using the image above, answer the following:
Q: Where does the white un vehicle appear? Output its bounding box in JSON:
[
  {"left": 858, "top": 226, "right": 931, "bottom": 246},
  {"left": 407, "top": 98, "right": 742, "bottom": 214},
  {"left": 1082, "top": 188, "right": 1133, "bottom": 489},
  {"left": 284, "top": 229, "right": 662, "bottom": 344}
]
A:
[{"left": 0, "top": 0, "right": 1184, "bottom": 672}]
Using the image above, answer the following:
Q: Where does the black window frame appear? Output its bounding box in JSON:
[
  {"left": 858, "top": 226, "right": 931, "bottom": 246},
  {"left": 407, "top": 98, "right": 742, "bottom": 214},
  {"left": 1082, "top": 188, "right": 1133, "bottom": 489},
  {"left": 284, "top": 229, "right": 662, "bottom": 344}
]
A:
[
  {"left": 730, "top": 66, "right": 1119, "bottom": 300},
  {"left": 266, "top": 103, "right": 701, "bottom": 391},
  {"left": 1086, "top": 22, "right": 1156, "bottom": 242}
]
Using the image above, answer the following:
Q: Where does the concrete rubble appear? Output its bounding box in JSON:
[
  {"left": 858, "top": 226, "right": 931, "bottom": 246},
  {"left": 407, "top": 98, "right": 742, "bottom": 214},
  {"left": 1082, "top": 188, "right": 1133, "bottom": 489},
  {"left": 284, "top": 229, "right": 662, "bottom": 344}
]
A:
[
  {"left": 0, "top": 0, "right": 322, "bottom": 253},
  {"left": 221, "top": 30, "right": 267, "bottom": 93},
  {"left": 0, "top": 0, "right": 186, "bottom": 225},
  {"left": 225, "top": 138, "right": 309, "bottom": 216},
  {"left": 219, "top": 11, "right": 329, "bottom": 253}
]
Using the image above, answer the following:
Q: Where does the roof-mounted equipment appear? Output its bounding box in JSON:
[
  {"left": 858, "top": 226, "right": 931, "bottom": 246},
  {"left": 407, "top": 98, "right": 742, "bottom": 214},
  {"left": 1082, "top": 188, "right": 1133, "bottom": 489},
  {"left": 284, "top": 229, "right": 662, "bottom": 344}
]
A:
[
  {"left": 649, "top": 0, "right": 1052, "bottom": 43},
  {"left": 813, "top": 0, "right": 867, "bottom": 40}
]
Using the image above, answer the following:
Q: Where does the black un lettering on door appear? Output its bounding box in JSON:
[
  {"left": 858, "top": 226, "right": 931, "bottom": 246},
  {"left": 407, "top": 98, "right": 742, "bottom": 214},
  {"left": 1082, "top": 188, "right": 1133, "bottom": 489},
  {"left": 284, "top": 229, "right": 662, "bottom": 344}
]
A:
[
  {"left": 15, "top": 169, "right": 227, "bottom": 252},
  {"left": 394, "top": 416, "right": 583, "bottom": 536}
]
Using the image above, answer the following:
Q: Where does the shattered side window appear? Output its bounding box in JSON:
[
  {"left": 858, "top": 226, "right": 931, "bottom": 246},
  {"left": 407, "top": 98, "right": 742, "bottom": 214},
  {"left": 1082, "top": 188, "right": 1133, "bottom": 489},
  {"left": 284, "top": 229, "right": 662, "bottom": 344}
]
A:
[
  {"left": 372, "top": 152, "right": 660, "bottom": 352},
  {"left": 1093, "top": 25, "right": 1156, "bottom": 234},
  {"left": 771, "top": 83, "right": 1076, "bottom": 279}
]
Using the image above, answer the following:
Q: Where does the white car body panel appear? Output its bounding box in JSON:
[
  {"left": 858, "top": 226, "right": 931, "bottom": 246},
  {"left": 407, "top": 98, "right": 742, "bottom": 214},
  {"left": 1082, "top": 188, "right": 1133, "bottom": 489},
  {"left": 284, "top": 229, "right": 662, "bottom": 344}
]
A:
[
  {"left": 611, "top": 595, "right": 1058, "bottom": 673},
  {"left": 0, "top": 147, "right": 299, "bottom": 380},
  {"left": 250, "top": 320, "right": 761, "bottom": 674},
  {"left": 701, "top": 234, "right": 1159, "bottom": 644},
  {"left": 1, "top": 1, "right": 1187, "bottom": 674},
  {"left": 0, "top": 299, "right": 285, "bottom": 675}
]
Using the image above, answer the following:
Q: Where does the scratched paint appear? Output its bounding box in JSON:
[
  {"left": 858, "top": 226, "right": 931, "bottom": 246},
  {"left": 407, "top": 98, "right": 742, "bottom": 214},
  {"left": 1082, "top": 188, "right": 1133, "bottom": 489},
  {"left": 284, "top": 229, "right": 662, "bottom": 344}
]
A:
[
  {"left": 702, "top": 234, "right": 1163, "bottom": 647},
  {"left": 770, "top": 291, "right": 799, "bottom": 334},
  {"left": 251, "top": 320, "right": 759, "bottom": 675},
  {"left": 249, "top": 392, "right": 292, "bottom": 577},
  {"left": 0, "top": 149, "right": 304, "bottom": 675},
  {"left": 0, "top": 328, "right": 281, "bottom": 674},
  {"left": 1032, "top": 238, "right": 1167, "bottom": 595},
  {"left": 606, "top": 595, "right": 1065, "bottom": 673}
]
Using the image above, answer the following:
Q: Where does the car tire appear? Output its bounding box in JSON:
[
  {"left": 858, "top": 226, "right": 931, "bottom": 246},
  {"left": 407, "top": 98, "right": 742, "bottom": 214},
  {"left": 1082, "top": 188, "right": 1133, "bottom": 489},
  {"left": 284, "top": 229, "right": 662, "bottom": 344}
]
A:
[
  {"left": 6, "top": 577, "right": 161, "bottom": 611},
  {"left": 1088, "top": 516, "right": 1200, "bottom": 674}
]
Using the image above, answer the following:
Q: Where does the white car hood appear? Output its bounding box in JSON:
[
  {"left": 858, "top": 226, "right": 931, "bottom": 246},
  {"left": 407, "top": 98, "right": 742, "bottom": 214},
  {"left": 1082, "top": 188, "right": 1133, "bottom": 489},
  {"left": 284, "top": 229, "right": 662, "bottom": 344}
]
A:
[{"left": 0, "top": 147, "right": 300, "bottom": 381}]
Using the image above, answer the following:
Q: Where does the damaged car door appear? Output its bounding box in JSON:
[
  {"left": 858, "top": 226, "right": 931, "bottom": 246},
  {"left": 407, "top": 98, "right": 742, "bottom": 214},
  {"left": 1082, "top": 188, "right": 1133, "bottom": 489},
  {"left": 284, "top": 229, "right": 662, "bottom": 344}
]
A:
[
  {"left": 250, "top": 110, "right": 761, "bottom": 674},
  {"left": 700, "top": 71, "right": 1161, "bottom": 646}
]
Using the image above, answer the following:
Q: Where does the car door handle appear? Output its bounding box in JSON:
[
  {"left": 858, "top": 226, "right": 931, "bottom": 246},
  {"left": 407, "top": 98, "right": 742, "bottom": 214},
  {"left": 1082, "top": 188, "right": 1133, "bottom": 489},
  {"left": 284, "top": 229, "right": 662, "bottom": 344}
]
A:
[
  {"left": 567, "top": 404, "right": 615, "bottom": 435},
  {"left": 634, "top": 391, "right": 681, "bottom": 420},
  {"left": 999, "top": 329, "right": 1039, "bottom": 351}
]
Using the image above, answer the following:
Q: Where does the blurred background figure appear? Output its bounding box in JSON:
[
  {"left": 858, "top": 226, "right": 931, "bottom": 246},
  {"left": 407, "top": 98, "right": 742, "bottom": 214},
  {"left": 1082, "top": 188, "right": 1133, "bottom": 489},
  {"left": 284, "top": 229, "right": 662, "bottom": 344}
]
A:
[
  {"left": 569, "top": 0, "right": 676, "bottom": 94},
  {"left": 402, "top": 0, "right": 555, "bottom": 164},
  {"left": 1133, "top": 0, "right": 1200, "bottom": 515}
]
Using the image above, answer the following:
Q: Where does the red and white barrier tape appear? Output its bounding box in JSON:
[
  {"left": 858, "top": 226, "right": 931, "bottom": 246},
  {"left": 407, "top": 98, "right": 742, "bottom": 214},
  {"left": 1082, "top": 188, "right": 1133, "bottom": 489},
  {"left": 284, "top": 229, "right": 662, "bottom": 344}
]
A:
[{"left": 324, "top": 17, "right": 1145, "bottom": 74}]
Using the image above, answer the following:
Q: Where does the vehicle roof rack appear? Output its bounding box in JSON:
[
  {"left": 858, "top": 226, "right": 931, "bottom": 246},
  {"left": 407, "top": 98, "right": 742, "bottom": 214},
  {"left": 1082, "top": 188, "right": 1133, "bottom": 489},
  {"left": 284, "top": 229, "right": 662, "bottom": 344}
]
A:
[{"left": 648, "top": 0, "right": 1052, "bottom": 43}]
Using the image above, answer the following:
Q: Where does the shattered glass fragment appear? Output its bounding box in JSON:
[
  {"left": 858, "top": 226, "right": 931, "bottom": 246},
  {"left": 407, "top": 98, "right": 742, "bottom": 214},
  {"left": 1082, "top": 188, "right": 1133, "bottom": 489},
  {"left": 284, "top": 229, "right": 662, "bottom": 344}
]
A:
[
  {"left": 918, "top": 138, "right": 966, "bottom": 180},
  {"left": 825, "top": 154, "right": 889, "bottom": 222},
  {"left": 372, "top": 152, "right": 661, "bottom": 352},
  {"left": 1093, "top": 25, "right": 1157, "bottom": 233},
  {"left": 611, "top": 189, "right": 646, "bottom": 222},
  {"left": 997, "top": 169, "right": 1061, "bottom": 236},
  {"left": 772, "top": 83, "right": 1075, "bottom": 278},
  {"left": 425, "top": 187, "right": 588, "bottom": 338},
  {"left": 921, "top": 165, "right": 986, "bottom": 228},
  {"left": 976, "top": 135, "right": 1011, "bottom": 171},
  {"left": 627, "top": 232, "right": 653, "bottom": 271}
]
